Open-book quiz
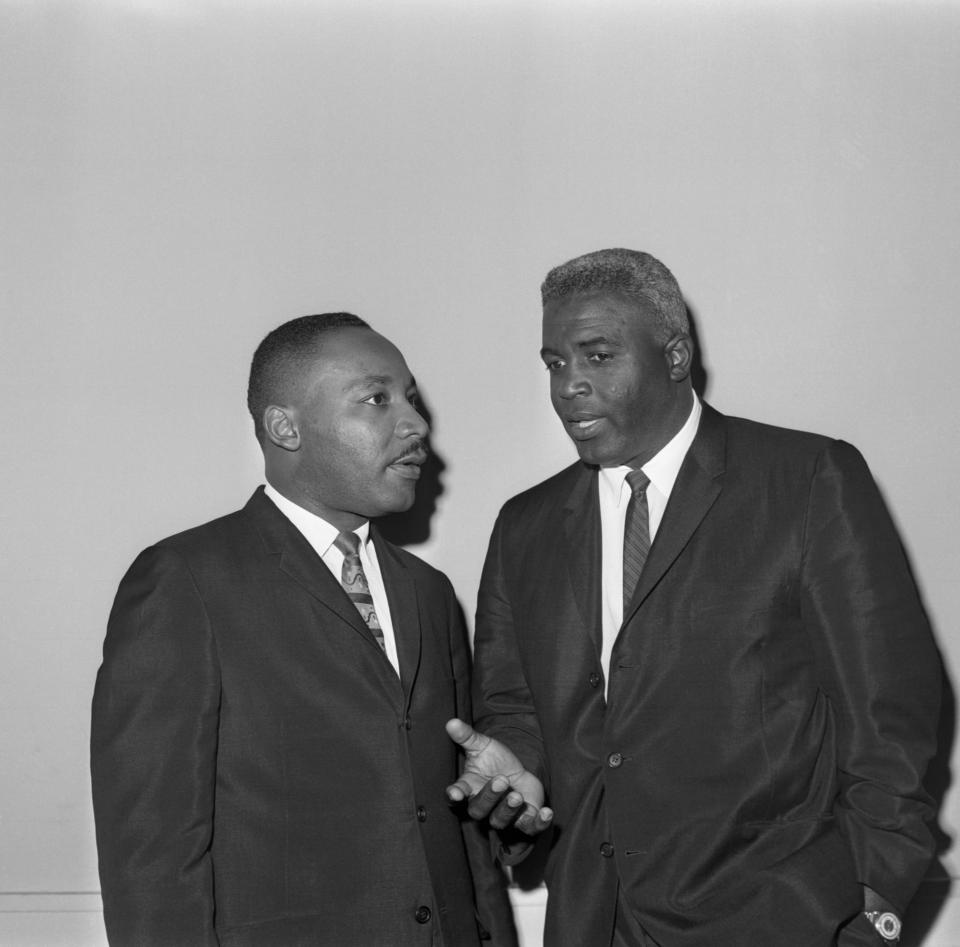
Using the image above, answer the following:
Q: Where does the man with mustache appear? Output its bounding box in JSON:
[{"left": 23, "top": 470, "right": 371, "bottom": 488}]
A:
[
  {"left": 92, "top": 313, "right": 517, "bottom": 947},
  {"left": 448, "top": 250, "right": 940, "bottom": 946}
]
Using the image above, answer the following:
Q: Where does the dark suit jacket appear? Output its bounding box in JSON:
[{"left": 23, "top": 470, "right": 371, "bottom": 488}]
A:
[
  {"left": 473, "top": 404, "right": 940, "bottom": 947},
  {"left": 91, "top": 488, "right": 517, "bottom": 947}
]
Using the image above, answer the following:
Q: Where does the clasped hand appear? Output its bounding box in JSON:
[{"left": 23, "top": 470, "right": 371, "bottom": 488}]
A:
[{"left": 445, "top": 718, "right": 553, "bottom": 836}]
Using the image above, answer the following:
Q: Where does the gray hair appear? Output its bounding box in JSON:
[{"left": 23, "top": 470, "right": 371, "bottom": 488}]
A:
[{"left": 541, "top": 248, "right": 689, "bottom": 342}]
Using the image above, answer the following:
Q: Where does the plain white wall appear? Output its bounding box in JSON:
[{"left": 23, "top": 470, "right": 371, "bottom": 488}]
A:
[{"left": 2, "top": 1, "right": 958, "bottom": 943}]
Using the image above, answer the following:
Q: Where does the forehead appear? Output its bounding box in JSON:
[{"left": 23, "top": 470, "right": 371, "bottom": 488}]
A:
[
  {"left": 542, "top": 291, "right": 657, "bottom": 342},
  {"left": 300, "top": 328, "right": 413, "bottom": 392}
]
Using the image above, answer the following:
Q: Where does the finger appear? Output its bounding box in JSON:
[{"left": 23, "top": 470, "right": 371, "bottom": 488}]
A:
[
  {"left": 487, "top": 789, "right": 527, "bottom": 831},
  {"left": 445, "top": 774, "right": 486, "bottom": 803},
  {"left": 445, "top": 718, "right": 489, "bottom": 755},
  {"left": 465, "top": 775, "right": 511, "bottom": 820},
  {"left": 514, "top": 804, "right": 554, "bottom": 836}
]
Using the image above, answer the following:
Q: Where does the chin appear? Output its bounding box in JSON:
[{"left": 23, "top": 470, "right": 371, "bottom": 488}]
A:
[
  {"left": 574, "top": 434, "right": 635, "bottom": 469},
  {"left": 382, "top": 488, "right": 417, "bottom": 515},
  {"left": 574, "top": 442, "right": 611, "bottom": 467}
]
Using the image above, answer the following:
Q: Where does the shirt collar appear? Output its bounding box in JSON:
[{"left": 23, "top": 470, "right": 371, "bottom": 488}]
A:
[
  {"left": 598, "top": 392, "right": 702, "bottom": 507},
  {"left": 263, "top": 482, "right": 370, "bottom": 554}
]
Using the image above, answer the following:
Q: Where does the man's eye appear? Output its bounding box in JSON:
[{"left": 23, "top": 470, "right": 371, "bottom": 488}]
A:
[
  {"left": 587, "top": 352, "right": 613, "bottom": 363},
  {"left": 544, "top": 359, "right": 565, "bottom": 374},
  {"left": 362, "top": 393, "right": 387, "bottom": 406}
]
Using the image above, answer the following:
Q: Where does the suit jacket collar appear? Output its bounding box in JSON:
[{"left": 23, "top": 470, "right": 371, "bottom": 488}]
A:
[
  {"left": 560, "top": 463, "right": 603, "bottom": 655},
  {"left": 245, "top": 487, "right": 367, "bottom": 637},
  {"left": 371, "top": 532, "right": 423, "bottom": 697},
  {"left": 623, "top": 401, "right": 726, "bottom": 621},
  {"left": 555, "top": 403, "right": 728, "bottom": 642},
  {"left": 243, "top": 488, "right": 416, "bottom": 697}
]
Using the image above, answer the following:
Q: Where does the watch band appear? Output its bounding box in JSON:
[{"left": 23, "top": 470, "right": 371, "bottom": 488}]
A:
[{"left": 864, "top": 909, "right": 902, "bottom": 943}]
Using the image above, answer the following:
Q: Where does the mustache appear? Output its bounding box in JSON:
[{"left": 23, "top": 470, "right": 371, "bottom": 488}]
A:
[{"left": 395, "top": 440, "right": 430, "bottom": 462}]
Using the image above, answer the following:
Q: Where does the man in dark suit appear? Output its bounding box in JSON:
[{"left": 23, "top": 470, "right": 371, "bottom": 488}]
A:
[
  {"left": 446, "top": 249, "right": 940, "bottom": 946},
  {"left": 91, "top": 313, "right": 517, "bottom": 947}
]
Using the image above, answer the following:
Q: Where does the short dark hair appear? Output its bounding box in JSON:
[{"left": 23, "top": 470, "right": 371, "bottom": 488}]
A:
[
  {"left": 247, "top": 312, "right": 370, "bottom": 442},
  {"left": 541, "top": 248, "right": 689, "bottom": 342}
]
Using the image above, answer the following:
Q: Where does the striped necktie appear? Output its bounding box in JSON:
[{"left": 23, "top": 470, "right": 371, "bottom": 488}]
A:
[
  {"left": 333, "top": 531, "right": 386, "bottom": 652},
  {"left": 622, "top": 469, "right": 651, "bottom": 613}
]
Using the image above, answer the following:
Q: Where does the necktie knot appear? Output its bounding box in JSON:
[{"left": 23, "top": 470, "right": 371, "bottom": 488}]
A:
[
  {"left": 626, "top": 469, "right": 650, "bottom": 496},
  {"left": 334, "top": 531, "right": 362, "bottom": 558}
]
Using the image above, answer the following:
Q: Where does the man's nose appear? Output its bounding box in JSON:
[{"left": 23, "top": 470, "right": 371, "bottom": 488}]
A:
[
  {"left": 556, "top": 368, "right": 590, "bottom": 400},
  {"left": 396, "top": 405, "right": 429, "bottom": 439}
]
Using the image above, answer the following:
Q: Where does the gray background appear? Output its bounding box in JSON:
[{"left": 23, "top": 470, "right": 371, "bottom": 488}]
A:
[{"left": 2, "top": 0, "right": 958, "bottom": 943}]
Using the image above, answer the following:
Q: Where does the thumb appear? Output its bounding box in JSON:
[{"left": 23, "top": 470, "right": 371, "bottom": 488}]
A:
[{"left": 445, "top": 717, "right": 488, "bottom": 754}]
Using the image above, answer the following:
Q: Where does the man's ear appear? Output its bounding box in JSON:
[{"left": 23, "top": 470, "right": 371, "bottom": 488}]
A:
[
  {"left": 263, "top": 405, "right": 301, "bottom": 452},
  {"left": 664, "top": 334, "right": 693, "bottom": 382}
]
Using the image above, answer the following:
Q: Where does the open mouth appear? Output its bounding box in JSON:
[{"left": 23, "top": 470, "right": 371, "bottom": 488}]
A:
[{"left": 566, "top": 416, "right": 604, "bottom": 439}]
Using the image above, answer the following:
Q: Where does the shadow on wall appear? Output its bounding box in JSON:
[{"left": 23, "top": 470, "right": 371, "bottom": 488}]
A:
[
  {"left": 902, "top": 637, "right": 956, "bottom": 946},
  {"left": 377, "top": 389, "right": 446, "bottom": 548},
  {"left": 860, "top": 401, "right": 956, "bottom": 941},
  {"left": 687, "top": 304, "right": 710, "bottom": 402}
]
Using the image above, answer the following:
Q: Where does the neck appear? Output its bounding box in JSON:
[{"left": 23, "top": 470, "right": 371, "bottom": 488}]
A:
[
  {"left": 623, "top": 385, "right": 694, "bottom": 469},
  {"left": 265, "top": 474, "right": 367, "bottom": 533}
]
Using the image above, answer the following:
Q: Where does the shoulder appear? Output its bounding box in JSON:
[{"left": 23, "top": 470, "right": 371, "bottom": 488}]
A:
[
  {"left": 709, "top": 407, "right": 865, "bottom": 472},
  {"left": 499, "top": 460, "right": 586, "bottom": 519},
  {"left": 159, "top": 506, "right": 250, "bottom": 551},
  {"left": 154, "top": 507, "right": 251, "bottom": 562},
  {"left": 120, "top": 497, "right": 262, "bottom": 587},
  {"left": 716, "top": 409, "right": 832, "bottom": 454}
]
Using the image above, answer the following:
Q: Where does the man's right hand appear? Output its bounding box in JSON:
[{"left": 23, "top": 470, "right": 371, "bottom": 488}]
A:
[{"left": 445, "top": 718, "right": 553, "bottom": 836}]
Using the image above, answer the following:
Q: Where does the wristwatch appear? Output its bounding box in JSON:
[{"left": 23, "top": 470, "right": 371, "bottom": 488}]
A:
[{"left": 864, "top": 910, "right": 902, "bottom": 943}]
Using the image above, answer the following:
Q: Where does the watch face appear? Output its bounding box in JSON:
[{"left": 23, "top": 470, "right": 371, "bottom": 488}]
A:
[{"left": 874, "top": 911, "right": 902, "bottom": 939}]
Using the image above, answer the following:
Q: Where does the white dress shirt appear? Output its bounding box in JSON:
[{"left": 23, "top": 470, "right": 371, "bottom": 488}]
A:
[
  {"left": 597, "top": 394, "right": 702, "bottom": 694},
  {"left": 263, "top": 483, "right": 401, "bottom": 676}
]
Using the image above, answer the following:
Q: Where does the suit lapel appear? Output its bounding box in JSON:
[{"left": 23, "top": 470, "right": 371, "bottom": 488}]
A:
[
  {"left": 373, "top": 530, "right": 422, "bottom": 697},
  {"left": 624, "top": 404, "right": 727, "bottom": 623},
  {"left": 244, "top": 488, "right": 389, "bottom": 650},
  {"left": 561, "top": 464, "right": 603, "bottom": 654}
]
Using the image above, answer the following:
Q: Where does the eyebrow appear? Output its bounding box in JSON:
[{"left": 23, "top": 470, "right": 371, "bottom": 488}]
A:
[
  {"left": 540, "top": 335, "right": 622, "bottom": 357},
  {"left": 345, "top": 374, "right": 418, "bottom": 393},
  {"left": 345, "top": 374, "right": 393, "bottom": 391}
]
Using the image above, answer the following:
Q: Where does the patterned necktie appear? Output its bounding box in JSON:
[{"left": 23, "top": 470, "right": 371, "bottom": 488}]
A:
[
  {"left": 333, "top": 531, "right": 386, "bottom": 652},
  {"left": 622, "top": 469, "right": 651, "bottom": 613}
]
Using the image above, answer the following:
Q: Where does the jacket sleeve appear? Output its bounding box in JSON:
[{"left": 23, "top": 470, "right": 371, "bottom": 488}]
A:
[
  {"left": 472, "top": 508, "right": 553, "bottom": 866},
  {"left": 801, "top": 440, "right": 940, "bottom": 912},
  {"left": 472, "top": 509, "right": 548, "bottom": 785},
  {"left": 91, "top": 545, "right": 220, "bottom": 946},
  {"left": 447, "top": 576, "right": 520, "bottom": 946}
]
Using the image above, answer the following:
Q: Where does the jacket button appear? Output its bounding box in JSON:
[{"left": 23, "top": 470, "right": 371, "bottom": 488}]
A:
[
  {"left": 414, "top": 905, "right": 432, "bottom": 924},
  {"left": 600, "top": 842, "right": 615, "bottom": 858},
  {"left": 403, "top": 716, "right": 412, "bottom": 730},
  {"left": 588, "top": 672, "right": 601, "bottom": 688},
  {"left": 607, "top": 752, "right": 624, "bottom": 768},
  {"left": 416, "top": 805, "right": 427, "bottom": 822}
]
